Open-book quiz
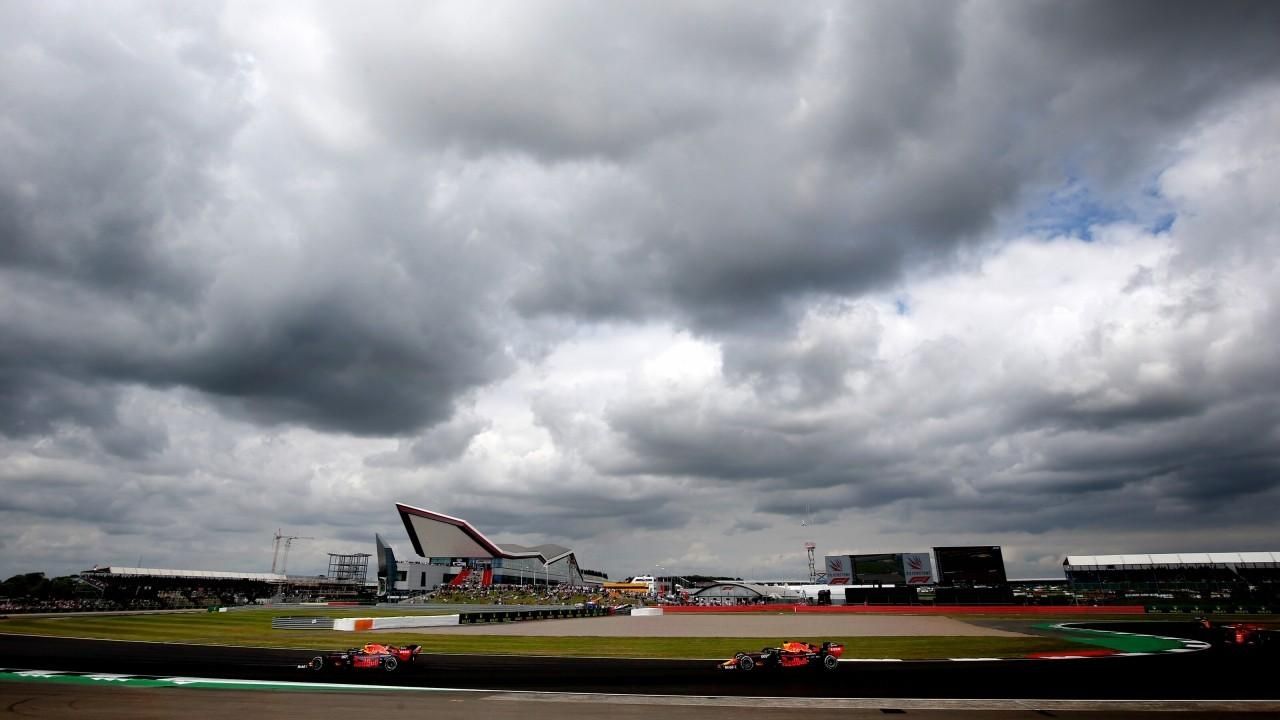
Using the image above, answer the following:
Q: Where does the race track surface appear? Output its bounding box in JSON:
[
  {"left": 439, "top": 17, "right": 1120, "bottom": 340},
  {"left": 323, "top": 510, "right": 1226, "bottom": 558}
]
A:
[
  {"left": 0, "top": 621, "right": 1275, "bottom": 700},
  {"left": 3, "top": 684, "right": 1279, "bottom": 720}
]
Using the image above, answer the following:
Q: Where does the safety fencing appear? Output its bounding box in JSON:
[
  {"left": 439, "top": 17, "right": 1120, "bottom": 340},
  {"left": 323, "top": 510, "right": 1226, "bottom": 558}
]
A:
[
  {"left": 274, "top": 605, "right": 613, "bottom": 631},
  {"left": 662, "top": 604, "right": 1147, "bottom": 615},
  {"left": 458, "top": 606, "right": 610, "bottom": 623},
  {"left": 270, "top": 616, "right": 336, "bottom": 629},
  {"left": 1146, "top": 604, "right": 1276, "bottom": 615}
]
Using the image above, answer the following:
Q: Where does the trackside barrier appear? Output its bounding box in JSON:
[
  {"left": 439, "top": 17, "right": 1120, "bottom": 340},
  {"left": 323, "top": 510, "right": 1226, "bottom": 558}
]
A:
[
  {"left": 631, "top": 607, "right": 663, "bottom": 616},
  {"left": 457, "top": 606, "right": 610, "bottom": 624},
  {"left": 327, "top": 605, "right": 612, "bottom": 631},
  {"left": 333, "top": 615, "right": 460, "bottom": 631},
  {"left": 1146, "top": 604, "right": 1276, "bottom": 614},
  {"left": 662, "top": 605, "right": 1148, "bottom": 615},
  {"left": 271, "top": 617, "right": 336, "bottom": 629}
]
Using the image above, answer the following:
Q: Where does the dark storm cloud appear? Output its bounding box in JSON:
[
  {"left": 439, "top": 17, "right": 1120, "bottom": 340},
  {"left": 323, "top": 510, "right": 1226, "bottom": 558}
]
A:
[
  {"left": 909, "top": 474, "right": 1280, "bottom": 538},
  {"left": 0, "top": 4, "right": 240, "bottom": 299},
  {"left": 1027, "top": 398, "right": 1280, "bottom": 497},
  {"left": 727, "top": 518, "right": 770, "bottom": 535},
  {"left": 589, "top": 278, "right": 1280, "bottom": 535},
  {"left": 3, "top": 1, "right": 1280, "bottom": 579},
  {"left": 365, "top": 412, "right": 490, "bottom": 467},
  {"left": 0, "top": 4, "right": 241, "bottom": 448},
  {"left": 600, "top": 386, "right": 924, "bottom": 493},
  {"left": 0, "top": 465, "right": 209, "bottom": 531},
  {"left": 328, "top": 3, "right": 817, "bottom": 161},
  {"left": 0, "top": 4, "right": 518, "bottom": 439},
  {"left": 419, "top": 450, "right": 697, "bottom": 542},
  {"left": 508, "top": 1, "right": 1280, "bottom": 333},
  {"left": 174, "top": 274, "right": 512, "bottom": 435},
  {"left": 714, "top": 302, "right": 882, "bottom": 404},
  {"left": 742, "top": 387, "right": 1280, "bottom": 535},
  {"left": 454, "top": 493, "right": 692, "bottom": 542},
  {"left": 5, "top": 1, "right": 1279, "bottom": 442},
  {"left": 604, "top": 399, "right": 821, "bottom": 481},
  {"left": 0, "top": 370, "right": 118, "bottom": 439}
]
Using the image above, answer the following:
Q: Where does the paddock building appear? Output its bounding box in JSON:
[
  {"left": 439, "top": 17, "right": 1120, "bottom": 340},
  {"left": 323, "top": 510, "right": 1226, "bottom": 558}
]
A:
[{"left": 380, "top": 503, "right": 603, "bottom": 598}]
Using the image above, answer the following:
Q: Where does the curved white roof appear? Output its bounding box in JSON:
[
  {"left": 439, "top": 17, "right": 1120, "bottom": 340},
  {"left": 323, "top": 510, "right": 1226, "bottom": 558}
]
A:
[
  {"left": 86, "top": 566, "right": 286, "bottom": 582},
  {"left": 689, "top": 581, "right": 803, "bottom": 599},
  {"left": 1064, "top": 552, "right": 1280, "bottom": 568},
  {"left": 395, "top": 503, "right": 577, "bottom": 565}
]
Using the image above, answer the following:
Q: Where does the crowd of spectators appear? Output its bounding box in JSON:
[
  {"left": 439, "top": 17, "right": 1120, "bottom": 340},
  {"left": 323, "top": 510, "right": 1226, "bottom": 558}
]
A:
[
  {"left": 0, "top": 593, "right": 239, "bottom": 613},
  {"left": 409, "top": 573, "right": 613, "bottom": 606},
  {"left": 0, "top": 598, "right": 127, "bottom": 614},
  {"left": 0, "top": 570, "right": 262, "bottom": 614}
]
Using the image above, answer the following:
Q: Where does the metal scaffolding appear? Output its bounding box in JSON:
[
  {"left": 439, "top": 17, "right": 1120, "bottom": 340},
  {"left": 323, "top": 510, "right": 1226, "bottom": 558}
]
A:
[{"left": 326, "top": 553, "right": 370, "bottom": 584}]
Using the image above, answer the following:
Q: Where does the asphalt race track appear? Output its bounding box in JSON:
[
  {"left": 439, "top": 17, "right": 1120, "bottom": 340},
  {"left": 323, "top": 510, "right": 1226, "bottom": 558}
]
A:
[{"left": 0, "top": 621, "right": 1276, "bottom": 700}]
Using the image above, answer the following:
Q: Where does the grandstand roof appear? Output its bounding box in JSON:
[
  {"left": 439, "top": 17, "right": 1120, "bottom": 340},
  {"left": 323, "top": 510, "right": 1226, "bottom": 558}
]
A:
[
  {"left": 84, "top": 566, "right": 286, "bottom": 582},
  {"left": 500, "top": 543, "right": 574, "bottom": 563},
  {"left": 1064, "top": 552, "right": 1280, "bottom": 568},
  {"left": 395, "top": 503, "right": 576, "bottom": 565},
  {"left": 689, "top": 581, "right": 803, "bottom": 600}
]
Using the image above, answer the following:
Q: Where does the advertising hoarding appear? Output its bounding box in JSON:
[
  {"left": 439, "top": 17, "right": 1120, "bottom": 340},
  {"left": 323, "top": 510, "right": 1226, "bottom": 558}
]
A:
[
  {"left": 824, "top": 555, "right": 853, "bottom": 584},
  {"left": 901, "top": 552, "right": 933, "bottom": 584}
]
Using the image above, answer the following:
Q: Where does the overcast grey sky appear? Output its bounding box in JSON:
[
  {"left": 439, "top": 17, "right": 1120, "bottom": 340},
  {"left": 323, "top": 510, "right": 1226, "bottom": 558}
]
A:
[{"left": 2, "top": 1, "right": 1278, "bottom": 582}]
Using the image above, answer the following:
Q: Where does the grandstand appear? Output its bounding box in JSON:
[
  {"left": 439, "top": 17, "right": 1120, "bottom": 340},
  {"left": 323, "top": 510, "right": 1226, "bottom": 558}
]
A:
[
  {"left": 78, "top": 543, "right": 384, "bottom": 610},
  {"left": 391, "top": 503, "right": 597, "bottom": 593},
  {"left": 77, "top": 566, "right": 372, "bottom": 608},
  {"left": 77, "top": 566, "right": 283, "bottom": 608},
  {"left": 688, "top": 581, "right": 803, "bottom": 604},
  {"left": 1064, "top": 552, "right": 1280, "bottom": 610}
]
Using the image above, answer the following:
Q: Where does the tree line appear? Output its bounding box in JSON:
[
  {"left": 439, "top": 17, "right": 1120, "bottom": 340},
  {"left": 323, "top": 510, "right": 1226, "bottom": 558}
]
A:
[{"left": 0, "top": 573, "right": 86, "bottom": 601}]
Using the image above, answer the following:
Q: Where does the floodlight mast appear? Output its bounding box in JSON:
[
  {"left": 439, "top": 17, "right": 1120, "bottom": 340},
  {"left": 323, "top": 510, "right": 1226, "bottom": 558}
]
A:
[{"left": 271, "top": 529, "right": 314, "bottom": 575}]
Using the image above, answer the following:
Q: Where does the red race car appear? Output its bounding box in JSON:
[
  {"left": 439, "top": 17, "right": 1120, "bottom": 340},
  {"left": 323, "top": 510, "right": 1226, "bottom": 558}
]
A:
[
  {"left": 302, "top": 643, "right": 422, "bottom": 672},
  {"left": 1215, "top": 623, "right": 1272, "bottom": 649},
  {"left": 720, "top": 640, "right": 844, "bottom": 672},
  {"left": 1196, "top": 618, "right": 1274, "bottom": 649}
]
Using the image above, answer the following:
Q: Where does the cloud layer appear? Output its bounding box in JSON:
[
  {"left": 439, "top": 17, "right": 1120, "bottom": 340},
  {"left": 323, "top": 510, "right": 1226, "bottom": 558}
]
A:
[{"left": 2, "top": 1, "right": 1278, "bottom": 580}]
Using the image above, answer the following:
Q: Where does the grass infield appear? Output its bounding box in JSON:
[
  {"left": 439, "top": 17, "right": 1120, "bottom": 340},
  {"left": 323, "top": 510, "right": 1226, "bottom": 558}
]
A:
[{"left": 0, "top": 609, "right": 1121, "bottom": 659}]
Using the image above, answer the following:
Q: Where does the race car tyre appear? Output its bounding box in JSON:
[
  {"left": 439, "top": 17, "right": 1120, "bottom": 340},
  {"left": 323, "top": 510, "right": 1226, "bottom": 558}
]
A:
[
  {"left": 307, "top": 656, "right": 324, "bottom": 671},
  {"left": 738, "top": 655, "right": 755, "bottom": 672},
  {"left": 822, "top": 654, "right": 839, "bottom": 672},
  {"left": 384, "top": 656, "right": 399, "bottom": 672}
]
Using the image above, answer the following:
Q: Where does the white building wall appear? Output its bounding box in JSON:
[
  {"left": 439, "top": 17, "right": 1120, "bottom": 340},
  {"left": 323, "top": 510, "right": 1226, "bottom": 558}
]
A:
[{"left": 392, "top": 561, "right": 446, "bottom": 592}]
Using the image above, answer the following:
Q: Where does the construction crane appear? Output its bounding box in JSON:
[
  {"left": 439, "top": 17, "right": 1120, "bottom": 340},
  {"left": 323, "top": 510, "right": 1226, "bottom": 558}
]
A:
[{"left": 271, "top": 529, "right": 313, "bottom": 576}]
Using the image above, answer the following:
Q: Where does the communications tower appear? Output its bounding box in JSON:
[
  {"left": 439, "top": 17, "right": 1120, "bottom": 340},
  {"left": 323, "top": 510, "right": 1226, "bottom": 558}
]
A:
[{"left": 805, "top": 542, "right": 817, "bottom": 582}]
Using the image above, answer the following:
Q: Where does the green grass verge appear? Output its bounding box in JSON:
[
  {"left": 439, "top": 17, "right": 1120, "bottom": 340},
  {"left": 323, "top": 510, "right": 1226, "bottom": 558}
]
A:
[
  {"left": 1039, "top": 626, "right": 1184, "bottom": 653},
  {"left": 0, "top": 609, "right": 1087, "bottom": 659},
  {"left": 0, "top": 609, "right": 447, "bottom": 647},
  {"left": 392, "top": 635, "right": 1081, "bottom": 659}
]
